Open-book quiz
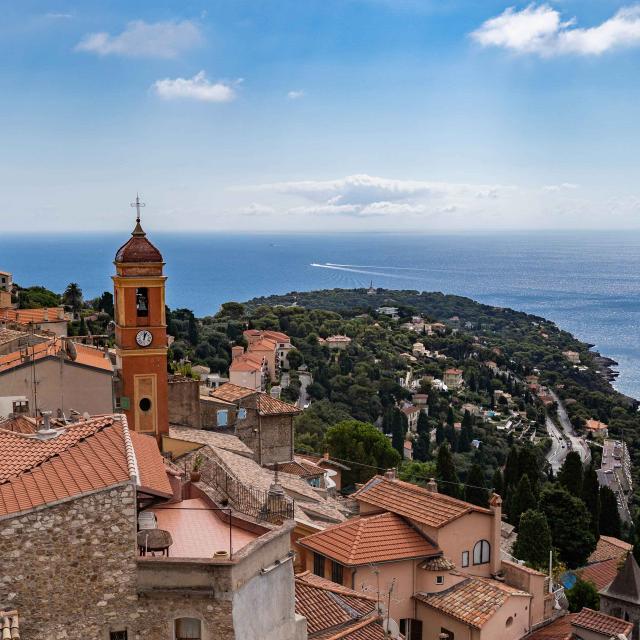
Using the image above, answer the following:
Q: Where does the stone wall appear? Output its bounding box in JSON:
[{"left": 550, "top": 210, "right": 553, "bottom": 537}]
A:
[
  {"left": 0, "top": 482, "right": 303, "bottom": 640},
  {"left": 168, "top": 376, "right": 201, "bottom": 429}
]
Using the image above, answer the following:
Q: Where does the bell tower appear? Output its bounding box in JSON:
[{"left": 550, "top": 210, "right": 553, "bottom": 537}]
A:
[{"left": 112, "top": 196, "right": 168, "bottom": 438}]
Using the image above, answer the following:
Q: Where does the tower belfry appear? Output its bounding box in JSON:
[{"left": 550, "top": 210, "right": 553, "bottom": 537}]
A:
[{"left": 112, "top": 197, "right": 168, "bottom": 438}]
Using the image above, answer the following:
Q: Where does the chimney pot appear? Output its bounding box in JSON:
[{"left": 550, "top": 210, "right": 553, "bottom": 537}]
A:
[
  {"left": 384, "top": 468, "right": 397, "bottom": 481},
  {"left": 426, "top": 477, "right": 438, "bottom": 493}
]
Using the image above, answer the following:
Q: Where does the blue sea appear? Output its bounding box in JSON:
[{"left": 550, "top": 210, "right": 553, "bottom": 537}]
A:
[{"left": 2, "top": 231, "right": 640, "bottom": 399}]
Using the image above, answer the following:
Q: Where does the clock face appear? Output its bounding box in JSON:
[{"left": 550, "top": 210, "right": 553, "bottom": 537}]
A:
[{"left": 136, "top": 330, "right": 153, "bottom": 347}]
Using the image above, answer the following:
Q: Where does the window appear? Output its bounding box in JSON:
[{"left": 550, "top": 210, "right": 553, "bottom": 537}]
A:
[
  {"left": 461, "top": 551, "right": 469, "bottom": 568},
  {"left": 436, "top": 575, "right": 444, "bottom": 585},
  {"left": 473, "top": 540, "right": 491, "bottom": 565},
  {"left": 174, "top": 618, "right": 201, "bottom": 640},
  {"left": 313, "top": 553, "right": 325, "bottom": 577},
  {"left": 440, "top": 628, "right": 454, "bottom": 640},
  {"left": 217, "top": 410, "right": 228, "bottom": 427},
  {"left": 135, "top": 288, "right": 149, "bottom": 317},
  {"left": 12, "top": 400, "right": 28, "bottom": 414},
  {"left": 237, "top": 408, "right": 247, "bottom": 420},
  {"left": 331, "top": 561, "right": 343, "bottom": 584},
  {"left": 400, "top": 619, "right": 423, "bottom": 640},
  {"left": 139, "top": 398, "right": 152, "bottom": 412},
  {"left": 110, "top": 632, "right": 128, "bottom": 640}
]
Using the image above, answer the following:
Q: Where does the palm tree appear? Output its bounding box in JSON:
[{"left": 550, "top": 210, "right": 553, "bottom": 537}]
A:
[{"left": 63, "top": 282, "right": 83, "bottom": 319}]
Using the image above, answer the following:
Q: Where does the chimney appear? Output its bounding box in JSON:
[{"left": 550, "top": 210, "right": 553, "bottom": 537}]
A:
[
  {"left": 323, "top": 451, "right": 329, "bottom": 461},
  {"left": 426, "top": 477, "right": 438, "bottom": 493},
  {"left": 489, "top": 493, "right": 503, "bottom": 576},
  {"left": 43, "top": 309, "right": 49, "bottom": 321},
  {"left": 58, "top": 308, "right": 65, "bottom": 319},
  {"left": 384, "top": 468, "right": 397, "bottom": 481},
  {"left": 35, "top": 410, "right": 59, "bottom": 440},
  {"left": 231, "top": 345, "right": 244, "bottom": 361}
]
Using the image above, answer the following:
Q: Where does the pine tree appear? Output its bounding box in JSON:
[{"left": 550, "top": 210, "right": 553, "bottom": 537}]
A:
[
  {"left": 558, "top": 451, "right": 583, "bottom": 497},
  {"left": 413, "top": 431, "right": 430, "bottom": 462},
  {"left": 599, "top": 486, "right": 622, "bottom": 538},
  {"left": 492, "top": 468, "right": 504, "bottom": 497},
  {"left": 465, "top": 464, "right": 489, "bottom": 507},
  {"left": 436, "top": 443, "right": 461, "bottom": 499},
  {"left": 513, "top": 510, "right": 551, "bottom": 570},
  {"left": 582, "top": 463, "right": 600, "bottom": 538},
  {"left": 510, "top": 474, "right": 537, "bottom": 527}
]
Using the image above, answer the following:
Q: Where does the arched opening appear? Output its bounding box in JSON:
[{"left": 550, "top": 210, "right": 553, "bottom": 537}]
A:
[
  {"left": 174, "top": 617, "right": 202, "bottom": 640},
  {"left": 473, "top": 539, "right": 491, "bottom": 565}
]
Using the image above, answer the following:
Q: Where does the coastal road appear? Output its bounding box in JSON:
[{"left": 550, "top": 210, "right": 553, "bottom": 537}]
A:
[
  {"left": 548, "top": 389, "right": 591, "bottom": 466},
  {"left": 545, "top": 416, "right": 568, "bottom": 473}
]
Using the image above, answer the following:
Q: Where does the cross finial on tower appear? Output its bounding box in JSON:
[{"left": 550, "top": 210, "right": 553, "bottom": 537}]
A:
[{"left": 131, "top": 193, "right": 146, "bottom": 224}]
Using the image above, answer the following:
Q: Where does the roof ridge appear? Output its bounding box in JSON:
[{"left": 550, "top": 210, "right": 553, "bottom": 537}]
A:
[{"left": 120, "top": 415, "right": 140, "bottom": 485}]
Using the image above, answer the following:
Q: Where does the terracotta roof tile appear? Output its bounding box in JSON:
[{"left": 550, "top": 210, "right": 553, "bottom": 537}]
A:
[
  {"left": 524, "top": 614, "right": 574, "bottom": 640},
  {"left": 257, "top": 394, "right": 300, "bottom": 416},
  {"left": 0, "top": 609, "right": 19, "bottom": 639},
  {"left": 414, "top": 577, "right": 530, "bottom": 629},
  {"left": 572, "top": 607, "right": 633, "bottom": 637},
  {"left": 210, "top": 383, "right": 257, "bottom": 403},
  {"left": 354, "top": 476, "right": 492, "bottom": 528},
  {"left": 167, "top": 426, "right": 253, "bottom": 457},
  {"left": 319, "top": 618, "right": 385, "bottom": 640},
  {"left": 129, "top": 431, "right": 173, "bottom": 498},
  {"left": 0, "top": 415, "right": 117, "bottom": 482},
  {"left": 271, "top": 458, "right": 325, "bottom": 478},
  {"left": 0, "top": 307, "right": 66, "bottom": 325},
  {"left": 0, "top": 416, "right": 37, "bottom": 434},
  {"left": 114, "top": 223, "right": 162, "bottom": 263},
  {"left": 299, "top": 512, "right": 440, "bottom": 566},
  {"left": 295, "top": 571, "right": 380, "bottom": 639},
  {"left": 588, "top": 535, "right": 633, "bottom": 564},
  {"left": 578, "top": 557, "right": 622, "bottom": 591}
]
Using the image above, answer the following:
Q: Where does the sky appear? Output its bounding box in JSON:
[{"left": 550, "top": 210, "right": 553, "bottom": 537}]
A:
[{"left": 2, "top": 0, "right": 640, "bottom": 232}]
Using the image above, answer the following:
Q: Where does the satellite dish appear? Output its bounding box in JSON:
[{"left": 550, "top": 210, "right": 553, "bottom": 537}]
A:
[
  {"left": 382, "top": 618, "right": 400, "bottom": 637},
  {"left": 65, "top": 340, "right": 77, "bottom": 361},
  {"left": 560, "top": 571, "right": 577, "bottom": 590}
]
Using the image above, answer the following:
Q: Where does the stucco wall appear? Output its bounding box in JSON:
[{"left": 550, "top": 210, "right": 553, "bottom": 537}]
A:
[
  {"left": 0, "top": 357, "right": 112, "bottom": 417},
  {"left": 168, "top": 376, "right": 201, "bottom": 428}
]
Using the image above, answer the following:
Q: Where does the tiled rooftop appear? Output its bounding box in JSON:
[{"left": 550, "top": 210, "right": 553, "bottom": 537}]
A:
[
  {"left": 148, "top": 498, "right": 258, "bottom": 558},
  {"left": 578, "top": 557, "right": 621, "bottom": 591},
  {"left": 588, "top": 535, "right": 632, "bottom": 564},
  {"left": 0, "top": 307, "right": 66, "bottom": 325},
  {"left": 0, "top": 415, "right": 37, "bottom": 435},
  {"left": 167, "top": 425, "right": 254, "bottom": 457},
  {"left": 524, "top": 614, "right": 573, "bottom": 640},
  {"left": 295, "top": 571, "right": 382, "bottom": 639},
  {"left": 572, "top": 607, "right": 633, "bottom": 637},
  {"left": 414, "top": 577, "right": 530, "bottom": 629},
  {"left": 0, "top": 415, "right": 172, "bottom": 517},
  {"left": 0, "top": 338, "right": 112, "bottom": 374},
  {"left": 0, "top": 609, "right": 19, "bottom": 639},
  {"left": 271, "top": 458, "right": 325, "bottom": 479},
  {"left": 257, "top": 394, "right": 300, "bottom": 416},
  {"left": 0, "top": 328, "right": 29, "bottom": 346},
  {"left": 298, "top": 512, "right": 440, "bottom": 566},
  {"left": 354, "top": 475, "right": 491, "bottom": 528},
  {"left": 211, "top": 383, "right": 256, "bottom": 403}
]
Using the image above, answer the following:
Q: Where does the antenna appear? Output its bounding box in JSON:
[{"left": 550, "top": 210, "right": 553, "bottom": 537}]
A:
[{"left": 130, "top": 193, "right": 146, "bottom": 223}]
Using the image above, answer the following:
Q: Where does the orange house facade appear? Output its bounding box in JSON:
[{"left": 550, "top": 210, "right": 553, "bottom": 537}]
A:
[{"left": 298, "top": 472, "right": 552, "bottom": 640}]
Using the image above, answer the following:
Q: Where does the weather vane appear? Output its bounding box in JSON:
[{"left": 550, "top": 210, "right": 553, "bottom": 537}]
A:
[{"left": 130, "top": 193, "right": 146, "bottom": 223}]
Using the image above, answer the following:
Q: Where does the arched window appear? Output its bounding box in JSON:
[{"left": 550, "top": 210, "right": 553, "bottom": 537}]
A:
[
  {"left": 174, "top": 618, "right": 201, "bottom": 640},
  {"left": 473, "top": 540, "right": 490, "bottom": 565}
]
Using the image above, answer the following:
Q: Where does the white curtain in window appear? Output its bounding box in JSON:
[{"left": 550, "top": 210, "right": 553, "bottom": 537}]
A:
[{"left": 175, "top": 618, "right": 201, "bottom": 639}]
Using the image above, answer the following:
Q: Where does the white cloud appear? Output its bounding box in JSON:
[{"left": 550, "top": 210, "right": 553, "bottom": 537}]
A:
[
  {"left": 471, "top": 4, "right": 640, "bottom": 56},
  {"left": 542, "top": 182, "right": 579, "bottom": 192},
  {"left": 76, "top": 20, "right": 202, "bottom": 58},
  {"left": 239, "top": 202, "right": 275, "bottom": 216},
  {"left": 153, "top": 71, "right": 237, "bottom": 103},
  {"left": 287, "top": 90, "right": 305, "bottom": 100}
]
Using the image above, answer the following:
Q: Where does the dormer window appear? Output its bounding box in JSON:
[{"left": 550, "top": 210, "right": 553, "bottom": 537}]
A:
[{"left": 136, "top": 288, "right": 149, "bottom": 317}]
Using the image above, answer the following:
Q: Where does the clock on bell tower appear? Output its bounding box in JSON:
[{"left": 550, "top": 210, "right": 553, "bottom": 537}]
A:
[{"left": 112, "top": 196, "right": 169, "bottom": 438}]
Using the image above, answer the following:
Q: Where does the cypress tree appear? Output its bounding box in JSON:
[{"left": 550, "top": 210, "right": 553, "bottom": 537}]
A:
[
  {"left": 558, "top": 451, "right": 583, "bottom": 497},
  {"left": 413, "top": 431, "right": 430, "bottom": 462},
  {"left": 446, "top": 406, "right": 455, "bottom": 426},
  {"left": 599, "top": 486, "right": 622, "bottom": 538},
  {"left": 503, "top": 446, "right": 520, "bottom": 492},
  {"left": 436, "top": 443, "right": 461, "bottom": 499},
  {"left": 465, "top": 464, "right": 489, "bottom": 507},
  {"left": 492, "top": 468, "right": 504, "bottom": 497},
  {"left": 518, "top": 445, "right": 540, "bottom": 491},
  {"left": 417, "top": 411, "right": 429, "bottom": 435},
  {"left": 435, "top": 422, "right": 445, "bottom": 445},
  {"left": 510, "top": 474, "right": 537, "bottom": 527},
  {"left": 513, "top": 510, "right": 551, "bottom": 570},
  {"left": 391, "top": 409, "right": 406, "bottom": 456},
  {"left": 582, "top": 463, "right": 600, "bottom": 538}
]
